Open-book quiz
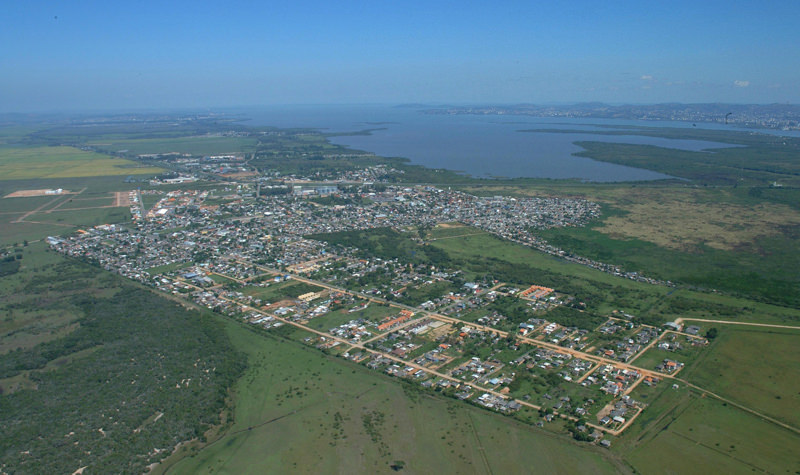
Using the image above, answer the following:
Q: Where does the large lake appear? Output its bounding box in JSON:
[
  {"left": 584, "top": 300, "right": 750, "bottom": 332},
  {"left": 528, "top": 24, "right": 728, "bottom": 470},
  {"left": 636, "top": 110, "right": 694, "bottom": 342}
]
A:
[{"left": 238, "top": 105, "right": 747, "bottom": 182}]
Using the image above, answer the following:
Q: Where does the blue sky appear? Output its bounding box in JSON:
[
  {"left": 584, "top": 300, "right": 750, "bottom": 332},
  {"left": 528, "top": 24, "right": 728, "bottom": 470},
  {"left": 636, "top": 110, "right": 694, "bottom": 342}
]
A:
[{"left": 2, "top": 1, "right": 799, "bottom": 112}]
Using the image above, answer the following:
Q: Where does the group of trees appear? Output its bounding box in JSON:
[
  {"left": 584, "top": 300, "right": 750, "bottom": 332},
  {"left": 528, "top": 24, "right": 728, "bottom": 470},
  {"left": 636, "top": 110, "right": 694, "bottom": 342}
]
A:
[{"left": 0, "top": 260, "right": 246, "bottom": 473}]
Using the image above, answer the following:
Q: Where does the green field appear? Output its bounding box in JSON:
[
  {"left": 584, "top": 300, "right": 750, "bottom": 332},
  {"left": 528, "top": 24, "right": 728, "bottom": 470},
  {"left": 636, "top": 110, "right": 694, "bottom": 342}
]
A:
[
  {"left": 88, "top": 136, "right": 259, "bottom": 156},
  {"left": 629, "top": 337, "right": 706, "bottom": 373},
  {"left": 623, "top": 390, "right": 800, "bottom": 474},
  {"left": 146, "top": 261, "right": 192, "bottom": 275},
  {"left": 243, "top": 280, "right": 323, "bottom": 301},
  {"left": 0, "top": 205, "right": 132, "bottom": 246},
  {"left": 0, "top": 174, "right": 148, "bottom": 246},
  {"left": 0, "top": 146, "right": 163, "bottom": 180},
  {"left": 161, "top": 322, "right": 626, "bottom": 474},
  {"left": 682, "top": 325, "right": 800, "bottom": 428},
  {"left": 427, "top": 230, "right": 671, "bottom": 317},
  {"left": 54, "top": 196, "right": 115, "bottom": 210},
  {"left": 533, "top": 207, "right": 800, "bottom": 308}
]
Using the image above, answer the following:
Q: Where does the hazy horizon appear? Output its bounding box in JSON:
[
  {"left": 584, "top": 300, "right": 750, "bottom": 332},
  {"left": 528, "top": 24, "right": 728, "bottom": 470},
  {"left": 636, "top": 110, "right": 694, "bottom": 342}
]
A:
[{"left": 3, "top": 1, "right": 799, "bottom": 113}]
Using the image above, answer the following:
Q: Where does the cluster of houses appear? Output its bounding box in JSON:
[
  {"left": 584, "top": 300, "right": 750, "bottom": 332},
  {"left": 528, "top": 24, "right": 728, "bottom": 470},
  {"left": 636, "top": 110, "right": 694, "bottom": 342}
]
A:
[
  {"left": 477, "top": 393, "right": 522, "bottom": 413},
  {"left": 329, "top": 319, "right": 372, "bottom": 342},
  {"left": 598, "top": 395, "right": 641, "bottom": 428},
  {"left": 46, "top": 181, "right": 709, "bottom": 439}
]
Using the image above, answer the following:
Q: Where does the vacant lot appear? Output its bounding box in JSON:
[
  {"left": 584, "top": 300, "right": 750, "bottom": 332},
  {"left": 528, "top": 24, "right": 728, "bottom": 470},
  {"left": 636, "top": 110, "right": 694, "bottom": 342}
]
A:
[
  {"left": 243, "top": 280, "right": 323, "bottom": 302},
  {"left": 0, "top": 146, "right": 162, "bottom": 180}
]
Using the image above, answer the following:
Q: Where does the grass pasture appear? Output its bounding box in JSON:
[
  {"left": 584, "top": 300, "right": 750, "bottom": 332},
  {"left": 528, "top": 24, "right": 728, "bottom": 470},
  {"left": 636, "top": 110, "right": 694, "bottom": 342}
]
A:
[
  {"left": 624, "top": 391, "right": 800, "bottom": 474},
  {"left": 243, "top": 280, "right": 323, "bottom": 302},
  {"left": 428, "top": 229, "right": 670, "bottom": 316},
  {"left": 594, "top": 192, "right": 800, "bottom": 253},
  {"left": 162, "top": 322, "right": 625, "bottom": 474},
  {"left": 88, "top": 135, "right": 259, "bottom": 157},
  {"left": 0, "top": 176, "right": 141, "bottom": 245},
  {"left": 304, "top": 307, "right": 370, "bottom": 333},
  {"left": 0, "top": 146, "right": 162, "bottom": 180},
  {"left": 526, "top": 187, "right": 800, "bottom": 308},
  {"left": 629, "top": 336, "right": 706, "bottom": 373},
  {"left": 0, "top": 206, "right": 132, "bottom": 246},
  {"left": 54, "top": 195, "right": 115, "bottom": 210},
  {"left": 682, "top": 325, "right": 800, "bottom": 429}
]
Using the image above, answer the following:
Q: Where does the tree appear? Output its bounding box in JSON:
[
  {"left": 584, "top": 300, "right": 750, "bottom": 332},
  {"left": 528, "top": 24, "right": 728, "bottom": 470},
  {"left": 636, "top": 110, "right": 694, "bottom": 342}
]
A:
[{"left": 705, "top": 327, "right": 719, "bottom": 339}]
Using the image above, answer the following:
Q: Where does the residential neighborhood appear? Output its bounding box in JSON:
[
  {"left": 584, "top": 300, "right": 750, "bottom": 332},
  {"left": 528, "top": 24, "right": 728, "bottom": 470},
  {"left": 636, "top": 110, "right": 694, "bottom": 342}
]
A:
[{"left": 49, "top": 180, "right": 710, "bottom": 439}]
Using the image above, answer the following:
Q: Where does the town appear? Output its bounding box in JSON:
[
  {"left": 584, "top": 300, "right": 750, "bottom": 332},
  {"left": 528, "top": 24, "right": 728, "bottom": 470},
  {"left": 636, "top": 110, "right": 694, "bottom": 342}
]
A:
[{"left": 49, "top": 179, "right": 711, "bottom": 445}]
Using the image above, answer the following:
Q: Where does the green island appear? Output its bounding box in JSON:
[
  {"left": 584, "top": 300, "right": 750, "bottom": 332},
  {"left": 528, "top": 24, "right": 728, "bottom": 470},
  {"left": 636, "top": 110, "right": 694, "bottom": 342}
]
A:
[{"left": 1, "top": 114, "right": 798, "bottom": 474}]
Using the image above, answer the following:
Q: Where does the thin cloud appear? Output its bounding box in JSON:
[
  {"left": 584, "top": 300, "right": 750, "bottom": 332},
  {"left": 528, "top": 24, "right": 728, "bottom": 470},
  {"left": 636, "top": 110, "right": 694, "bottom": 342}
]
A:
[
  {"left": 640, "top": 75, "right": 654, "bottom": 80},
  {"left": 734, "top": 80, "right": 750, "bottom": 87}
]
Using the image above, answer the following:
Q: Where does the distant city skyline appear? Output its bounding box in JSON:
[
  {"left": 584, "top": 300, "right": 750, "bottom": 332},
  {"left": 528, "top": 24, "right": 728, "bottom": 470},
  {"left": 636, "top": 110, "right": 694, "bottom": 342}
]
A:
[{"left": 2, "top": 1, "right": 799, "bottom": 112}]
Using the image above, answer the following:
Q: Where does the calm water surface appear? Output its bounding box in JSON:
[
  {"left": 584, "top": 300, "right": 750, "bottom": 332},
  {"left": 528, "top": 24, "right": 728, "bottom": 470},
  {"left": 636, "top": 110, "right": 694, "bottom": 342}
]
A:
[{"left": 238, "top": 105, "right": 749, "bottom": 181}]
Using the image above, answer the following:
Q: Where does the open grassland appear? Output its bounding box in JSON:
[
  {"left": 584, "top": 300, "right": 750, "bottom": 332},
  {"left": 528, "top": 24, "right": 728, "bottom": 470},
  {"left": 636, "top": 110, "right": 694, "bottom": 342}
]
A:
[
  {"left": 161, "top": 322, "right": 626, "bottom": 475},
  {"left": 243, "top": 280, "right": 323, "bottom": 302},
  {"left": 0, "top": 146, "right": 163, "bottom": 180},
  {"left": 681, "top": 326, "right": 800, "bottom": 428},
  {"left": 0, "top": 205, "right": 131, "bottom": 246},
  {"left": 88, "top": 136, "right": 259, "bottom": 156},
  {"left": 0, "top": 195, "right": 59, "bottom": 212},
  {"left": 649, "top": 289, "right": 800, "bottom": 325},
  {"left": 0, "top": 175, "right": 144, "bottom": 246},
  {"left": 426, "top": 230, "right": 671, "bottom": 318},
  {"left": 455, "top": 183, "right": 800, "bottom": 308},
  {"left": 302, "top": 304, "right": 398, "bottom": 333},
  {"left": 54, "top": 196, "right": 115, "bottom": 210},
  {"left": 313, "top": 224, "right": 796, "bottom": 328},
  {"left": 622, "top": 390, "right": 800, "bottom": 474},
  {"left": 590, "top": 188, "right": 800, "bottom": 253},
  {"left": 303, "top": 307, "right": 371, "bottom": 332},
  {"left": 0, "top": 174, "right": 152, "bottom": 196}
]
